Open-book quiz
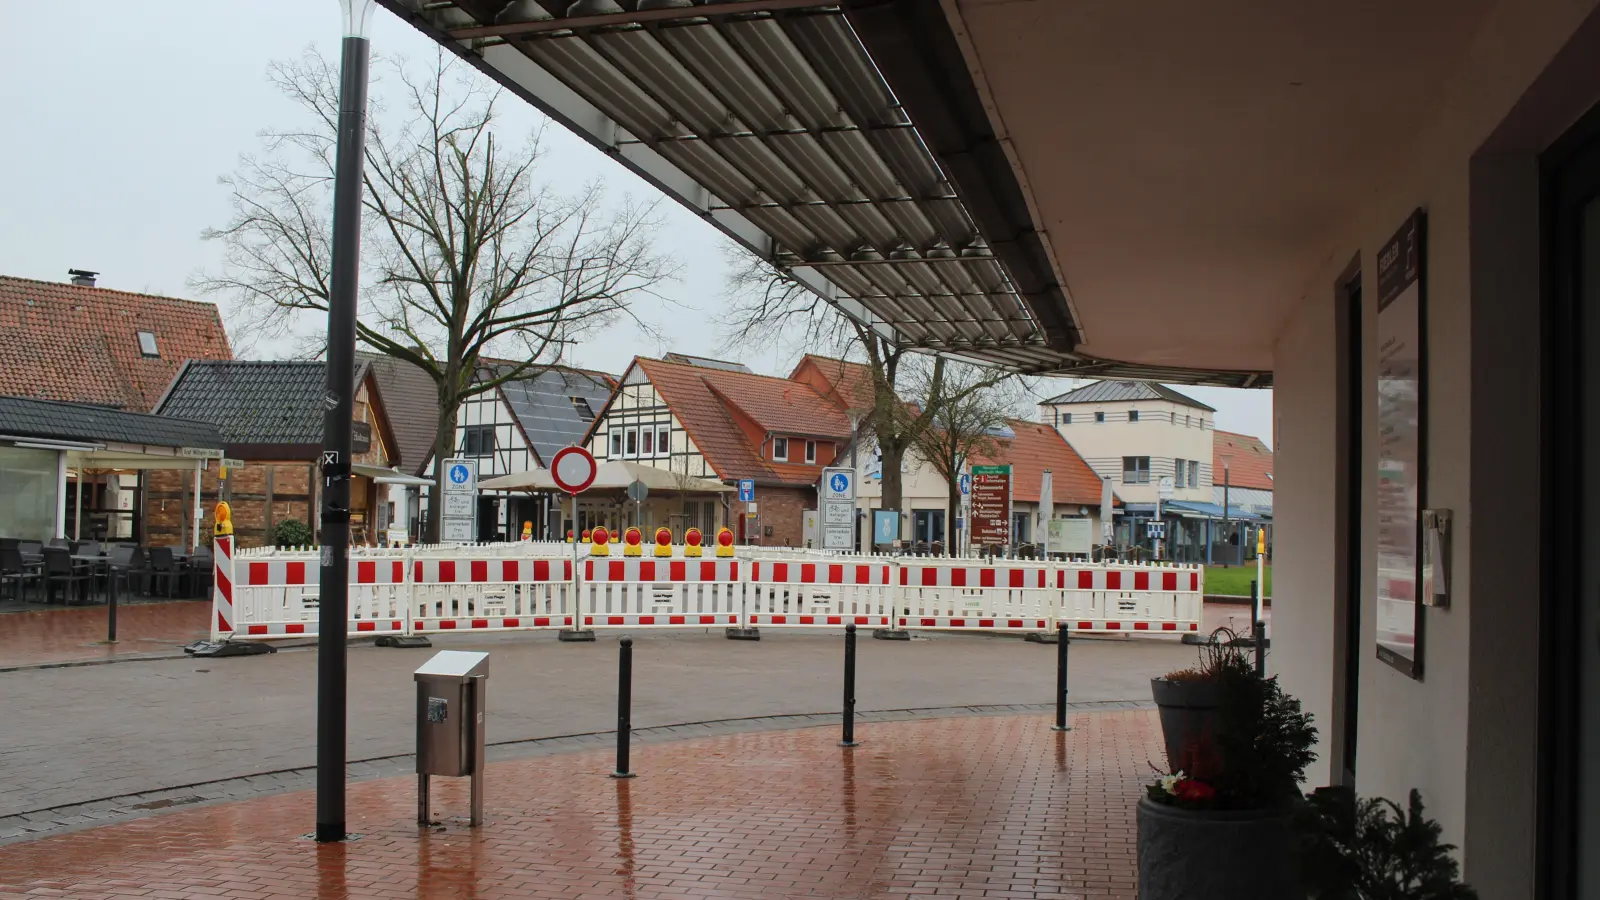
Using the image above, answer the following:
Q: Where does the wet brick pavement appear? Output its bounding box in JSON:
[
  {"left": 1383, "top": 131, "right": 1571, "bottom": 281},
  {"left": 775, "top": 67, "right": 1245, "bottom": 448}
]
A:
[
  {"left": 0, "top": 601, "right": 210, "bottom": 669},
  {"left": 0, "top": 630, "right": 1190, "bottom": 822},
  {"left": 0, "top": 711, "right": 1157, "bottom": 899}
]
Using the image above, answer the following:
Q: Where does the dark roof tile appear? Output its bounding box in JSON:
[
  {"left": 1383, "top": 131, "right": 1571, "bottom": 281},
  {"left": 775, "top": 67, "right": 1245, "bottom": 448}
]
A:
[{"left": 0, "top": 395, "right": 221, "bottom": 448}]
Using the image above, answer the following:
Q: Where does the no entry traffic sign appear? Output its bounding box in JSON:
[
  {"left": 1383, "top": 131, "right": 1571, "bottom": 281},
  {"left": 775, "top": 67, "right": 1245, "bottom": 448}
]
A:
[{"left": 551, "top": 445, "right": 597, "bottom": 494}]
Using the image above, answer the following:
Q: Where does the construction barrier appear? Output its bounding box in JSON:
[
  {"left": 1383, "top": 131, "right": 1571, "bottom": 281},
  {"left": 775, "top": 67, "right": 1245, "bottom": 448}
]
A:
[{"left": 214, "top": 543, "right": 1202, "bottom": 641}]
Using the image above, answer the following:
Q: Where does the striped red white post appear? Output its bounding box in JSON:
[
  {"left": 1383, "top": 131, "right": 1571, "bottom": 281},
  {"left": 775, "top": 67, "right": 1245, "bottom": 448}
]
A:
[{"left": 211, "top": 537, "right": 235, "bottom": 640}]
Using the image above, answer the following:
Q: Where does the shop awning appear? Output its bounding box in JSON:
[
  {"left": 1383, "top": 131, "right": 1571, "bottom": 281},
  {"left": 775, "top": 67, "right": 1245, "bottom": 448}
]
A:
[
  {"left": 1163, "top": 500, "right": 1262, "bottom": 521},
  {"left": 352, "top": 463, "right": 434, "bottom": 486}
]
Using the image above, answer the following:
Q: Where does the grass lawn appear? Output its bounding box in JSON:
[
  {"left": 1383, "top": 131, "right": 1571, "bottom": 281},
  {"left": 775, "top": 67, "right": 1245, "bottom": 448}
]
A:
[{"left": 1204, "top": 564, "right": 1271, "bottom": 598}]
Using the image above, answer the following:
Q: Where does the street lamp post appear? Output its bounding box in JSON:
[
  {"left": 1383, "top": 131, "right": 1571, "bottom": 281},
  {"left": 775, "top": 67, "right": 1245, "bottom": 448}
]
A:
[{"left": 316, "top": 0, "right": 375, "bottom": 845}]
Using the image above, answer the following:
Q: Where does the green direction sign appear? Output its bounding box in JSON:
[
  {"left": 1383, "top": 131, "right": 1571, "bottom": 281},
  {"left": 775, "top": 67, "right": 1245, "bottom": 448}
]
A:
[{"left": 970, "top": 465, "right": 1012, "bottom": 475}]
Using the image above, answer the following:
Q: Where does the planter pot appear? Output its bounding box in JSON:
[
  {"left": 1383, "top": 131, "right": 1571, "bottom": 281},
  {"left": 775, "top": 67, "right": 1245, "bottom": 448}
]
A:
[
  {"left": 1150, "top": 676, "right": 1224, "bottom": 776},
  {"left": 1137, "top": 796, "right": 1300, "bottom": 900}
]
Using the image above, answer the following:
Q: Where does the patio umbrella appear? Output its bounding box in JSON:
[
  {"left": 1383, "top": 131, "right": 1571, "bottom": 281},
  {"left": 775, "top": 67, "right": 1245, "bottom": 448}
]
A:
[{"left": 478, "top": 460, "right": 733, "bottom": 493}]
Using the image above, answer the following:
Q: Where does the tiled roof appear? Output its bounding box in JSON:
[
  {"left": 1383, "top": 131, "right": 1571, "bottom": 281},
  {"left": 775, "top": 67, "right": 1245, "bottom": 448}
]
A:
[
  {"left": 358, "top": 353, "right": 440, "bottom": 476},
  {"left": 156, "top": 360, "right": 371, "bottom": 447},
  {"left": 792, "top": 354, "right": 877, "bottom": 411},
  {"left": 974, "top": 419, "right": 1110, "bottom": 507},
  {"left": 1041, "top": 380, "right": 1214, "bottom": 412},
  {"left": 0, "top": 395, "right": 221, "bottom": 449},
  {"left": 1214, "top": 430, "right": 1274, "bottom": 491},
  {"left": 0, "top": 276, "right": 232, "bottom": 412},
  {"left": 634, "top": 358, "right": 849, "bottom": 486}
]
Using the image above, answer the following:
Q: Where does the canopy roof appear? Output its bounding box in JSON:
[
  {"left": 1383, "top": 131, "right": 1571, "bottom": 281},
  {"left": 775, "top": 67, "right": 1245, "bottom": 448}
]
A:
[{"left": 381, "top": 0, "right": 1264, "bottom": 386}]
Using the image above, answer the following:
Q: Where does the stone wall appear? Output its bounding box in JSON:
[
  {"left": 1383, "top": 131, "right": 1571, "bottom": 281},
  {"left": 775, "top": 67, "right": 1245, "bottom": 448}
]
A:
[{"left": 737, "top": 486, "right": 812, "bottom": 548}]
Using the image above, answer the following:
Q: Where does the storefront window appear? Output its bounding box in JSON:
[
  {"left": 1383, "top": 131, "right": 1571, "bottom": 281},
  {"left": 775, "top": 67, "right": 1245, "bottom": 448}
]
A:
[{"left": 0, "top": 447, "right": 58, "bottom": 540}]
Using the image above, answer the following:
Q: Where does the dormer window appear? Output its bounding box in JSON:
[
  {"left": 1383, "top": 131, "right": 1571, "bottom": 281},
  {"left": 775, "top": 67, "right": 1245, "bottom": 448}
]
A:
[
  {"left": 772, "top": 437, "right": 789, "bottom": 462},
  {"left": 570, "top": 396, "right": 595, "bottom": 421},
  {"left": 137, "top": 331, "right": 159, "bottom": 358},
  {"left": 805, "top": 440, "right": 816, "bottom": 464}
]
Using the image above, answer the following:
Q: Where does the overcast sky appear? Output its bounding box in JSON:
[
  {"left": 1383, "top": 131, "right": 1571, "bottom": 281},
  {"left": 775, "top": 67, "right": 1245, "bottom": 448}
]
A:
[{"left": 0, "top": 1, "right": 1273, "bottom": 446}]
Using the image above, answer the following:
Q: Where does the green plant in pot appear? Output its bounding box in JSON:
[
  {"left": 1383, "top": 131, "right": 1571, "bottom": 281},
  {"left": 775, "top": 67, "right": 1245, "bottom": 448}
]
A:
[
  {"left": 1294, "top": 786, "right": 1478, "bottom": 899},
  {"left": 273, "top": 519, "right": 314, "bottom": 549},
  {"left": 1139, "top": 635, "right": 1317, "bottom": 900}
]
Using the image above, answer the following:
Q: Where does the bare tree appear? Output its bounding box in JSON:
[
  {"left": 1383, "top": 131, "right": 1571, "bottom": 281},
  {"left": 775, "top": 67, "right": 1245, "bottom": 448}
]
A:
[
  {"left": 910, "top": 363, "right": 1025, "bottom": 549},
  {"left": 721, "top": 251, "right": 1012, "bottom": 527},
  {"left": 197, "top": 49, "right": 672, "bottom": 541}
]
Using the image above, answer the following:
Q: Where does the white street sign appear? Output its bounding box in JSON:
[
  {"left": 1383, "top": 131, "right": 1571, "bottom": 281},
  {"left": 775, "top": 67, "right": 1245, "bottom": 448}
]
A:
[
  {"left": 443, "top": 493, "right": 474, "bottom": 517},
  {"left": 823, "top": 502, "right": 853, "bottom": 526},
  {"left": 442, "top": 518, "right": 474, "bottom": 542},
  {"left": 821, "top": 467, "right": 854, "bottom": 501},
  {"left": 822, "top": 525, "right": 853, "bottom": 549},
  {"left": 1158, "top": 476, "right": 1175, "bottom": 499}
]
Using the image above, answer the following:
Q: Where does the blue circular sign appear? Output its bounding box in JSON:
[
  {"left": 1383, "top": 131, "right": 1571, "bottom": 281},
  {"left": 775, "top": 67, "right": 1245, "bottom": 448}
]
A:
[
  {"left": 829, "top": 472, "right": 850, "bottom": 494},
  {"left": 449, "top": 464, "right": 471, "bottom": 485}
]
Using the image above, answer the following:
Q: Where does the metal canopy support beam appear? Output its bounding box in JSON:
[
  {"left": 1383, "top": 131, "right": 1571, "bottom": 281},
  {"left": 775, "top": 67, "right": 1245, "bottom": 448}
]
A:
[{"left": 447, "top": 0, "right": 837, "bottom": 40}]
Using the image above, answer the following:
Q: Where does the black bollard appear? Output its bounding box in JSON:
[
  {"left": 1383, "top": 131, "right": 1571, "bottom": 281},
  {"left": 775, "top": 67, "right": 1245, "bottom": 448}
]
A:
[
  {"left": 106, "top": 572, "right": 118, "bottom": 644},
  {"left": 611, "top": 637, "right": 635, "bottom": 778},
  {"left": 1053, "top": 624, "right": 1071, "bottom": 731},
  {"left": 841, "top": 624, "right": 857, "bottom": 747}
]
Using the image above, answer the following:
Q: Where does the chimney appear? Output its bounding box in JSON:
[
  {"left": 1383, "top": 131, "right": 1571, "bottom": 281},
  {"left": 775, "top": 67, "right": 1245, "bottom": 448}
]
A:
[{"left": 68, "top": 269, "right": 99, "bottom": 287}]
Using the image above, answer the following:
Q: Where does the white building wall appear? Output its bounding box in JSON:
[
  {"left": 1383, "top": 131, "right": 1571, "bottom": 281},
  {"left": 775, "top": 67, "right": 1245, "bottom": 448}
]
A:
[
  {"left": 1045, "top": 399, "right": 1214, "bottom": 505},
  {"left": 1269, "top": 0, "right": 1597, "bottom": 891}
]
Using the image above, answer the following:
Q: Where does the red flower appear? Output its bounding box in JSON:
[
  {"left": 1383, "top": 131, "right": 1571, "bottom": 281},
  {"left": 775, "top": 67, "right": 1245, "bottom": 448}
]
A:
[{"left": 1173, "top": 779, "right": 1216, "bottom": 802}]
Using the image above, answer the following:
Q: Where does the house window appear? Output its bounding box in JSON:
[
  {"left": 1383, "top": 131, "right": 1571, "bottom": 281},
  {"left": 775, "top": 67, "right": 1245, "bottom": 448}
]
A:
[
  {"left": 136, "top": 331, "right": 159, "bottom": 358},
  {"left": 1095, "top": 412, "right": 1105, "bottom": 423},
  {"left": 1128, "top": 410, "right": 1139, "bottom": 422},
  {"left": 1122, "top": 456, "right": 1150, "bottom": 485},
  {"left": 625, "top": 428, "right": 638, "bottom": 458},
  {"left": 805, "top": 440, "right": 816, "bottom": 463},
  {"left": 1188, "top": 460, "right": 1199, "bottom": 488},
  {"left": 773, "top": 437, "right": 789, "bottom": 461},
  {"left": 609, "top": 430, "right": 623, "bottom": 458},
  {"left": 1063, "top": 412, "right": 1072, "bottom": 425},
  {"left": 641, "top": 428, "right": 655, "bottom": 456},
  {"left": 656, "top": 426, "right": 670, "bottom": 457},
  {"left": 463, "top": 425, "right": 495, "bottom": 457},
  {"left": 571, "top": 396, "right": 596, "bottom": 421}
]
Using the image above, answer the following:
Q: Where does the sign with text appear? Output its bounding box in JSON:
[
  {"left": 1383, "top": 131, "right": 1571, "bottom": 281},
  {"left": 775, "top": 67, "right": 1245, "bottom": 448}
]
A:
[
  {"left": 1375, "top": 209, "right": 1426, "bottom": 679},
  {"left": 441, "top": 457, "right": 477, "bottom": 544},
  {"left": 818, "top": 467, "right": 855, "bottom": 550},
  {"left": 969, "top": 465, "right": 1012, "bottom": 546}
]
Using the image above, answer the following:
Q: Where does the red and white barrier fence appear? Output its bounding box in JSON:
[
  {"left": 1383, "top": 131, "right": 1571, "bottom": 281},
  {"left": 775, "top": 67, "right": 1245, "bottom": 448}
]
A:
[{"left": 212, "top": 543, "right": 1202, "bottom": 641}]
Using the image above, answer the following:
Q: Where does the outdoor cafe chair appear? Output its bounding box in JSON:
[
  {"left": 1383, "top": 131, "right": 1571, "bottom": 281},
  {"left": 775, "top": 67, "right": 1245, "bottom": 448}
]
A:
[
  {"left": 41, "top": 547, "right": 92, "bottom": 605},
  {"left": 0, "top": 547, "right": 42, "bottom": 602},
  {"left": 185, "top": 548, "right": 213, "bottom": 598},
  {"left": 105, "top": 544, "right": 137, "bottom": 599},
  {"left": 146, "top": 547, "right": 181, "bottom": 599},
  {"left": 18, "top": 540, "right": 43, "bottom": 560}
]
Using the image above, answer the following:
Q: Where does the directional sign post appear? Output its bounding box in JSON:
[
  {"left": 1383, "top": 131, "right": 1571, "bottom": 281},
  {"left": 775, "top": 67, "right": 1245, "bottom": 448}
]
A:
[
  {"left": 440, "top": 458, "right": 477, "bottom": 544},
  {"left": 819, "top": 467, "right": 855, "bottom": 551}
]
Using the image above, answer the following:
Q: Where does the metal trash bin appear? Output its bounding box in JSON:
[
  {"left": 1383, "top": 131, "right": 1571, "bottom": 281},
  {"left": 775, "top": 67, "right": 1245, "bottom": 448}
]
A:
[{"left": 414, "top": 650, "right": 489, "bottom": 826}]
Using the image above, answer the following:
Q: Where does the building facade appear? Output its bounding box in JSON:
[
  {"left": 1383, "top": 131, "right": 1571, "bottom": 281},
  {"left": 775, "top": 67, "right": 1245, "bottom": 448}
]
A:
[{"left": 585, "top": 356, "right": 851, "bottom": 547}]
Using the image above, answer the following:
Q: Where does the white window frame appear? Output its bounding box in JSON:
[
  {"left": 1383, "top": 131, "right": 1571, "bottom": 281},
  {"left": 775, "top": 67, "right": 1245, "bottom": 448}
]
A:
[
  {"left": 1122, "top": 456, "right": 1150, "bottom": 485},
  {"left": 804, "top": 440, "right": 816, "bottom": 463},
  {"left": 625, "top": 427, "right": 638, "bottom": 458},
  {"left": 772, "top": 437, "right": 789, "bottom": 462},
  {"left": 136, "top": 331, "right": 159, "bottom": 358},
  {"left": 1188, "top": 460, "right": 1199, "bottom": 488},
  {"left": 656, "top": 426, "right": 671, "bottom": 458},
  {"left": 641, "top": 427, "right": 655, "bottom": 457},
  {"left": 610, "top": 430, "right": 623, "bottom": 458}
]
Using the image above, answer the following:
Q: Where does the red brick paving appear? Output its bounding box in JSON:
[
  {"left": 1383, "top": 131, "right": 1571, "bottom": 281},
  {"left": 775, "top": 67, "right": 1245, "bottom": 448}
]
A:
[
  {"left": 0, "top": 602, "right": 210, "bottom": 668},
  {"left": 0, "top": 712, "right": 1157, "bottom": 899}
]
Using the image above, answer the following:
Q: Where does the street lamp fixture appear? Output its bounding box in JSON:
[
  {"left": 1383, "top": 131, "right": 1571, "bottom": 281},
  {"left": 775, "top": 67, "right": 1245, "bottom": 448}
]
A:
[
  {"left": 341, "top": 0, "right": 377, "bottom": 37},
  {"left": 317, "top": 0, "right": 377, "bottom": 845}
]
